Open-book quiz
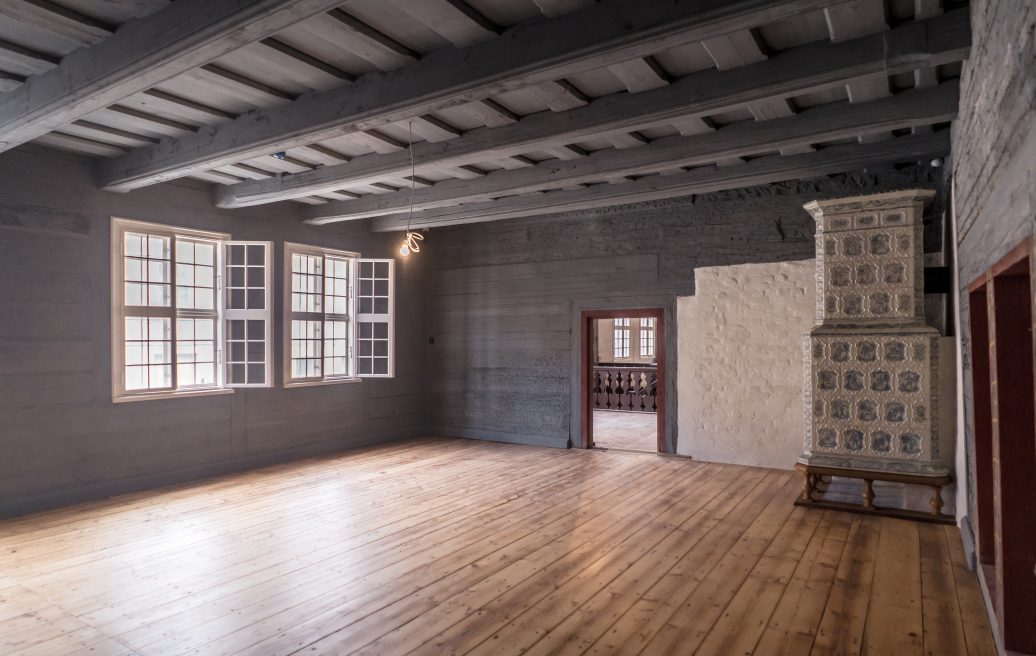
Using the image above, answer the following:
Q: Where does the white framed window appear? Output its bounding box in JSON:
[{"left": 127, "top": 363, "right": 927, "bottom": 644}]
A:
[
  {"left": 111, "top": 218, "right": 272, "bottom": 401},
  {"left": 640, "top": 317, "right": 655, "bottom": 357},
  {"left": 613, "top": 318, "right": 630, "bottom": 359},
  {"left": 284, "top": 243, "right": 394, "bottom": 386}
]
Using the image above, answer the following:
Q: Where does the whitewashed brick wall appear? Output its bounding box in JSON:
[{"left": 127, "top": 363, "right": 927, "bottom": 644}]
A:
[{"left": 676, "top": 260, "right": 815, "bottom": 469}]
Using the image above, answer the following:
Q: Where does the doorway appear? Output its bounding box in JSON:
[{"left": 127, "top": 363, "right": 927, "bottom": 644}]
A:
[
  {"left": 580, "top": 309, "right": 665, "bottom": 453},
  {"left": 967, "top": 238, "right": 1036, "bottom": 654}
]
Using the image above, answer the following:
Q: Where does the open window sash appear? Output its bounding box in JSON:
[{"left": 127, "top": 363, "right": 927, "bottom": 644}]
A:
[
  {"left": 224, "top": 241, "right": 272, "bottom": 387},
  {"left": 355, "top": 258, "right": 394, "bottom": 378}
]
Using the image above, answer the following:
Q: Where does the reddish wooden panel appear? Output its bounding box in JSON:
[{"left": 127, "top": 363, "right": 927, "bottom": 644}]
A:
[
  {"left": 968, "top": 286, "right": 995, "bottom": 565},
  {"left": 989, "top": 258, "right": 1036, "bottom": 654}
]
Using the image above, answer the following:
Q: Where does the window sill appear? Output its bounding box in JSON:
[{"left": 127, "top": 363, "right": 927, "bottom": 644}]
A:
[
  {"left": 113, "top": 388, "right": 235, "bottom": 403},
  {"left": 283, "top": 377, "right": 362, "bottom": 389}
]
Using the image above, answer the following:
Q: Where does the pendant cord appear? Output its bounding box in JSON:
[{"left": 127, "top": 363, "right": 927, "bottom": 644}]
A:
[{"left": 407, "top": 120, "right": 415, "bottom": 235}]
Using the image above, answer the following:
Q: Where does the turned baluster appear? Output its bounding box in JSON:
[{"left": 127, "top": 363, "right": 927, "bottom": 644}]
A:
[
  {"left": 650, "top": 372, "right": 658, "bottom": 412},
  {"left": 603, "top": 372, "right": 612, "bottom": 409},
  {"left": 626, "top": 372, "right": 636, "bottom": 410},
  {"left": 614, "top": 370, "right": 624, "bottom": 410},
  {"left": 593, "top": 371, "right": 602, "bottom": 408},
  {"left": 639, "top": 373, "right": 647, "bottom": 411}
]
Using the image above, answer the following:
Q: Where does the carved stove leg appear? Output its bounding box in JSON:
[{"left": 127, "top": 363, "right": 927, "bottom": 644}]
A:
[
  {"left": 862, "top": 479, "right": 875, "bottom": 510},
  {"left": 799, "top": 470, "right": 814, "bottom": 503},
  {"left": 930, "top": 485, "right": 944, "bottom": 517}
]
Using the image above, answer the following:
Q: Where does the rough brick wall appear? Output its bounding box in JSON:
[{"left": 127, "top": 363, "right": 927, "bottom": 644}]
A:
[
  {"left": 951, "top": 0, "right": 1035, "bottom": 536},
  {"left": 676, "top": 260, "right": 815, "bottom": 469}
]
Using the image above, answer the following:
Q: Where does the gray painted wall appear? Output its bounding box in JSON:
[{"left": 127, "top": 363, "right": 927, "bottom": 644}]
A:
[
  {"left": 423, "top": 165, "right": 947, "bottom": 452},
  {"left": 950, "top": 0, "right": 1036, "bottom": 557},
  {"left": 0, "top": 145, "right": 427, "bottom": 517}
]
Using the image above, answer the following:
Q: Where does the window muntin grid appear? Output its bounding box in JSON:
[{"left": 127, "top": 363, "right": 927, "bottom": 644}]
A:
[
  {"left": 291, "top": 319, "right": 323, "bottom": 379},
  {"left": 356, "top": 260, "right": 391, "bottom": 376},
  {"left": 225, "top": 242, "right": 271, "bottom": 387},
  {"left": 124, "top": 317, "right": 172, "bottom": 391},
  {"left": 640, "top": 317, "right": 655, "bottom": 357},
  {"left": 175, "top": 240, "right": 216, "bottom": 310},
  {"left": 227, "top": 243, "right": 268, "bottom": 311},
  {"left": 291, "top": 253, "right": 323, "bottom": 313},
  {"left": 176, "top": 318, "right": 217, "bottom": 387},
  {"left": 613, "top": 318, "right": 631, "bottom": 359},
  {"left": 123, "top": 232, "right": 171, "bottom": 307},
  {"left": 227, "top": 318, "right": 267, "bottom": 385}
]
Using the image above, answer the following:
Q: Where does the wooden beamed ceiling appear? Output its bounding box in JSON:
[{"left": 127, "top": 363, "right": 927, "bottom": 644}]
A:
[{"left": 0, "top": 0, "right": 970, "bottom": 229}]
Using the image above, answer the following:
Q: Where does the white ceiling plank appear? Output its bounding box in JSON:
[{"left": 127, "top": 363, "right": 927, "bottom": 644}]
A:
[
  {"left": 703, "top": 28, "right": 811, "bottom": 156},
  {"left": 396, "top": 0, "right": 500, "bottom": 47},
  {"left": 0, "top": 0, "right": 349, "bottom": 153},
  {"left": 361, "top": 132, "right": 949, "bottom": 231},
  {"left": 824, "top": 0, "right": 891, "bottom": 142},
  {"left": 303, "top": 84, "right": 957, "bottom": 222},
  {"left": 99, "top": 0, "right": 856, "bottom": 192},
  {"left": 608, "top": 57, "right": 669, "bottom": 92},
  {"left": 214, "top": 10, "right": 969, "bottom": 208},
  {"left": 34, "top": 131, "right": 125, "bottom": 157}
]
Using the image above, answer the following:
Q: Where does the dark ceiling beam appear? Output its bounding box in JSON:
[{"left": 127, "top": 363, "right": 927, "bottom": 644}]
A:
[
  {"left": 360, "top": 132, "right": 950, "bottom": 232},
  {"left": 0, "top": 0, "right": 349, "bottom": 153},
  {"left": 304, "top": 84, "right": 958, "bottom": 224},
  {"left": 216, "top": 10, "right": 969, "bottom": 209},
  {"left": 98, "top": 0, "right": 854, "bottom": 192}
]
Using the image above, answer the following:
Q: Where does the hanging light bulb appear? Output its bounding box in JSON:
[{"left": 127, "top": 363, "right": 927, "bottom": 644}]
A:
[{"left": 399, "top": 121, "right": 425, "bottom": 257}]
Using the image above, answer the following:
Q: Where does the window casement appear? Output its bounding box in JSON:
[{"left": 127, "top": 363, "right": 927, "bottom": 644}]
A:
[
  {"left": 284, "top": 243, "right": 394, "bottom": 387},
  {"left": 111, "top": 218, "right": 272, "bottom": 401},
  {"left": 640, "top": 317, "right": 655, "bottom": 357},
  {"left": 613, "top": 318, "right": 630, "bottom": 359}
]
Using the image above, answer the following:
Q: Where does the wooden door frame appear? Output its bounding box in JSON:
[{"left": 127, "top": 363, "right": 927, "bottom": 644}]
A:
[
  {"left": 966, "top": 236, "right": 1036, "bottom": 653},
  {"left": 579, "top": 308, "right": 666, "bottom": 452}
]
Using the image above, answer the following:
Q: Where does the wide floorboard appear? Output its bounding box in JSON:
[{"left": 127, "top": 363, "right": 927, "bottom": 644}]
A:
[{"left": 0, "top": 438, "right": 996, "bottom": 656}]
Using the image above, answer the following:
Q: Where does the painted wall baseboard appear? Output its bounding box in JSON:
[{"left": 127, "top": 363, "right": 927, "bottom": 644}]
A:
[{"left": 431, "top": 426, "right": 568, "bottom": 449}]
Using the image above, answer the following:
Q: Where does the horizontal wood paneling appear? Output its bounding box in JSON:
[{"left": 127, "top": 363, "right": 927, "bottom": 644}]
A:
[
  {"left": 425, "top": 166, "right": 947, "bottom": 450},
  {"left": 0, "top": 145, "right": 425, "bottom": 516}
]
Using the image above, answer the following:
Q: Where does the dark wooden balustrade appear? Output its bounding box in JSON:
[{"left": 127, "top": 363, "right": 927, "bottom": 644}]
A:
[{"left": 592, "top": 365, "right": 657, "bottom": 413}]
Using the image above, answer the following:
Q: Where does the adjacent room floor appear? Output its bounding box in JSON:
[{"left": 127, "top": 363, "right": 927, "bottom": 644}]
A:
[
  {"left": 0, "top": 438, "right": 995, "bottom": 656},
  {"left": 592, "top": 410, "right": 657, "bottom": 452}
]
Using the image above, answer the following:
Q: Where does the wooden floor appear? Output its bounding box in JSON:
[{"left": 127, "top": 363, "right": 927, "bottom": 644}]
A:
[
  {"left": 0, "top": 438, "right": 996, "bottom": 656},
  {"left": 592, "top": 410, "right": 657, "bottom": 452}
]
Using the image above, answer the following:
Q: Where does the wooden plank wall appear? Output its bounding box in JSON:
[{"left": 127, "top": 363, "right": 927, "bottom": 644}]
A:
[
  {"left": 950, "top": 0, "right": 1036, "bottom": 565},
  {"left": 423, "top": 164, "right": 946, "bottom": 451},
  {"left": 0, "top": 144, "right": 427, "bottom": 517}
]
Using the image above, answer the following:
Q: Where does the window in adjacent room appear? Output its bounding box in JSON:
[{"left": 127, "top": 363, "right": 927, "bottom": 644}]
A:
[
  {"left": 640, "top": 317, "right": 655, "bottom": 357},
  {"left": 613, "top": 318, "right": 631, "bottom": 359}
]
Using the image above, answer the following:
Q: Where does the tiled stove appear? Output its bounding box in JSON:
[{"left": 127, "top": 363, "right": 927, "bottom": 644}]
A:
[{"left": 796, "top": 189, "right": 952, "bottom": 523}]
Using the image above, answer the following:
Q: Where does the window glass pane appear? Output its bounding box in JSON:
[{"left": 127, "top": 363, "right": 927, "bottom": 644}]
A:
[
  {"left": 290, "top": 319, "right": 322, "bottom": 380},
  {"left": 125, "top": 233, "right": 143, "bottom": 257},
  {"left": 123, "top": 232, "right": 170, "bottom": 307},
  {"left": 324, "top": 319, "right": 349, "bottom": 376},
  {"left": 124, "top": 317, "right": 172, "bottom": 391},
  {"left": 176, "top": 318, "right": 217, "bottom": 387},
  {"left": 292, "top": 254, "right": 323, "bottom": 313},
  {"left": 176, "top": 238, "right": 217, "bottom": 311}
]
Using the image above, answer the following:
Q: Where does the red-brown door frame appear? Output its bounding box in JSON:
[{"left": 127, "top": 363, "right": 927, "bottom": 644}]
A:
[
  {"left": 580, "top": 308, "right": 666, "bottom": 452},
  {"left": 967, "top": 236, "right": 1036, "bottom": 653}
]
